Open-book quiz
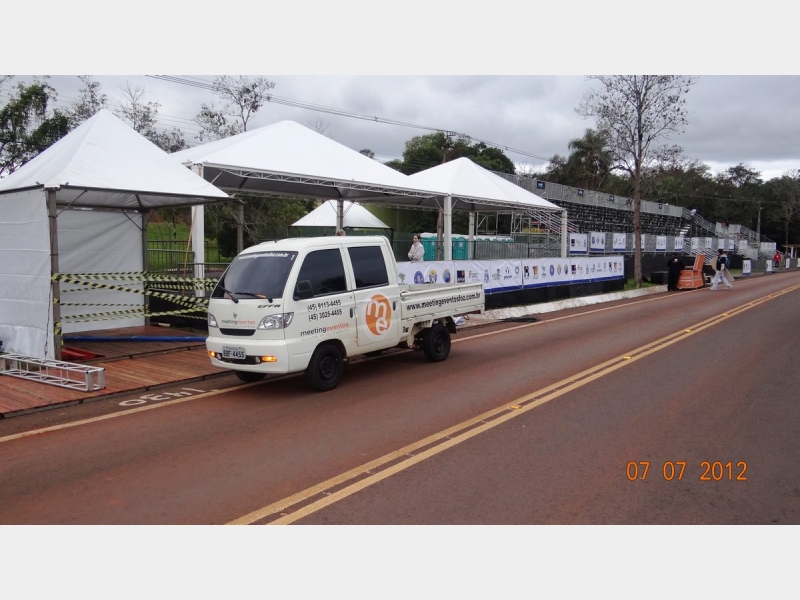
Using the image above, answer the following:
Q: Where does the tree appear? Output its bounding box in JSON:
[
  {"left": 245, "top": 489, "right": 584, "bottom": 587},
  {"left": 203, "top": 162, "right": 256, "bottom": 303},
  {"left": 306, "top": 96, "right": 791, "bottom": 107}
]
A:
[
  {"left": 564, "top": 128, "right": 613, "bottom": 190},
  {"left": 0, "top": 77, "right": 71, "bottom": 177},
  {"left": 194, "top": 75, "right": 275, "bottom": 141},
  {"left": 67, "top": 75, "right": 108, "bottom": 127},
  {"left": 396, "top": 132, "right": 453, "bottom": 174},
  {"left": 359, "top": 149, "right": 375, "bottom": 159},
  {"left": 308, "top": 117, "right": 331, "bottom": 137},
  {"left": 191, "top": 76, "right": 314, "bottom": 249},
  {"left": 464, "top": 142, "right": 516, "bottom": 174},
  {"left": 116, "top": 81, "right": 187, "bottom": 153},
  {"left": 763, "top": 171, "right": 800, "bottom": 246},
  {"left": 391, "top": 131, "right": 516, "bottom": 175},
  {"left": 577, "top": 75, "right": 696, "bottom": 286}
]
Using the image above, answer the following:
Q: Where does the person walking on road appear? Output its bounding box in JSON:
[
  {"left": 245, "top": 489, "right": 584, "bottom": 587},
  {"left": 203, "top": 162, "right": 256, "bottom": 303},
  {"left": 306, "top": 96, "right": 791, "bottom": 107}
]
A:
[
  {"left": 710, "top": 248, "right": 733, "bottom": 290},
  {"left": 667, "top": 253, "right": 684, "bottom": 291}
]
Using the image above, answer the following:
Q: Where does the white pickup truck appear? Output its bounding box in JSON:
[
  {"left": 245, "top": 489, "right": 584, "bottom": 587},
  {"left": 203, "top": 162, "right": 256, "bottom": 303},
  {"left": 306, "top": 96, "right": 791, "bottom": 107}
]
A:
[{"left": 206, "top": 235, "right": 485, "bottom": 391}]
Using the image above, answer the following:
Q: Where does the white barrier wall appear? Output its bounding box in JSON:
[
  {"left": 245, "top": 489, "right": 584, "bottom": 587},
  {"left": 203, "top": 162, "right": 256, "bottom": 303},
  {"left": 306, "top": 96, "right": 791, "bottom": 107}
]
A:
[
  {"left": 397, "top": 256, "right": 624, "bottom": 294},
  {"left": 0, "top": 190, "right": 52, "bottom": 358}
]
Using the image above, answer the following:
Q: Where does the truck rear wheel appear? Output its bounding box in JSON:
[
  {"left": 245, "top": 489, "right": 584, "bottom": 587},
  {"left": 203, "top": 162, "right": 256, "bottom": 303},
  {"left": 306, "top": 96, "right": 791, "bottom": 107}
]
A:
[
  {"left": 305, "top": 343, "right": 344, "bottom": 391},
  {"left": 422, "top": 323, "right": 450, "bottom": 362},
  {"left": 235, "top": 371, "right": 266, "bottom": 383}
]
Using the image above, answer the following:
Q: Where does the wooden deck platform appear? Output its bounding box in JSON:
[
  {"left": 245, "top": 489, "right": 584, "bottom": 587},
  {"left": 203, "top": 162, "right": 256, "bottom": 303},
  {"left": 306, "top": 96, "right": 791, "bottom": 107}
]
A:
[{"left": 0, "top": 326, "right": 227, "bottom": 418}]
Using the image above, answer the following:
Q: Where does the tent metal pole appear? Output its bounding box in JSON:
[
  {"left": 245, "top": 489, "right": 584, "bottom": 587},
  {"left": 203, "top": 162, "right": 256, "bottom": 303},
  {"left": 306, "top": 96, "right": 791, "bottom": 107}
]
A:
[
  {"left": 237, "top": 203, "right": 244, "bottom": 254},
  {"left": 468, "top": 211, "right": 475, "bottom": 260},
  {"left": 336, "top": 198, "right": 344, "bottom": 231},
  {"left": 141, "top": 209, "right": 150, "bottom": 326},
  {"left": 443, "top": 195, "right": 452, "bottom": 261},
  {"left": 47, "top": 188, "right": 62, "bottom": 361},
  {"left": 561, "top": 210, "right": 568, "bottom": 258},
  {"left": 191, "top": 164, "right": 205, "bottom": 295}
]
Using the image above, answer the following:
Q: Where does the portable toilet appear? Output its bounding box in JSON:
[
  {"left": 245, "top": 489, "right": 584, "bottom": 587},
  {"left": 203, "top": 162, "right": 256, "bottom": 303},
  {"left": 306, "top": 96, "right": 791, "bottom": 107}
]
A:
[
  {"left": 451, "top": 234, "right": 468, "bottom": 260},
  {"left": 420, "top": 233, "right": 438, "bottom": 260}
]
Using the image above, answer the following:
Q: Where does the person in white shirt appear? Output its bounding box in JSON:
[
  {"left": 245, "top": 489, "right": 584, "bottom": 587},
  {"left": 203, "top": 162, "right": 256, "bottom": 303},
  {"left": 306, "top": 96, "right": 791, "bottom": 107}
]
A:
[{"left": 408, "top": 234, "right": 424, "bottom": 262}]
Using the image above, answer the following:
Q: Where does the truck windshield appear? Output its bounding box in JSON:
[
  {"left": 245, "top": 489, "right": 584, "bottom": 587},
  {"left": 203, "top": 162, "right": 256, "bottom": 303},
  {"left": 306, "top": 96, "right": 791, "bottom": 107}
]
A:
[{"left": 212, "top": 250, "right": 298, "bottom": 300}]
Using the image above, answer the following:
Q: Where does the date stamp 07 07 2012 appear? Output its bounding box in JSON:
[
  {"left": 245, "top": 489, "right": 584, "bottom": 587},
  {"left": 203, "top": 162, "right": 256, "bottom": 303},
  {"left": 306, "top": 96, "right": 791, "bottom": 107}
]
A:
[{"left": 626, "top": 461, "right": 748, "bottom": 482}]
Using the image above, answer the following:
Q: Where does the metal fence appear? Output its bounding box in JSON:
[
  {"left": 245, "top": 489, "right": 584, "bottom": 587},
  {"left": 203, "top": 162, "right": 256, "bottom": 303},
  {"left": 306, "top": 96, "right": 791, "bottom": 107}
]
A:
[{"left": 148, "top": 241, "right": 228, "bottom": 274}]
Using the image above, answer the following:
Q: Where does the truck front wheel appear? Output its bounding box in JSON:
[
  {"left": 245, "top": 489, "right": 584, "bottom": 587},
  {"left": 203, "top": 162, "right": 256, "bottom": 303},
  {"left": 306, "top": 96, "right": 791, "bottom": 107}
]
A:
[
  {"left": 421, "top": 323, "right": 451, "bottom": 362},
  {"left": 305, "top": 343, "right": 344, "bottom": 391}
]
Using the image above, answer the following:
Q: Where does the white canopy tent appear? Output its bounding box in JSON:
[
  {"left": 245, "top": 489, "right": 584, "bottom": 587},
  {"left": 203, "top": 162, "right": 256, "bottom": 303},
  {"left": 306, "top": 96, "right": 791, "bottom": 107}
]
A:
[
  {"left": 0, "top": 109, "right": 231, "bottom": 360},
  {"left": 291, "top": 200, "right": 390, "bottom": 229},
  {"left": 171, "top": 120, "right": 438, "bottom": 262},
  {"left": 406, "top": 157, "right": 568, "bottom": 258}
]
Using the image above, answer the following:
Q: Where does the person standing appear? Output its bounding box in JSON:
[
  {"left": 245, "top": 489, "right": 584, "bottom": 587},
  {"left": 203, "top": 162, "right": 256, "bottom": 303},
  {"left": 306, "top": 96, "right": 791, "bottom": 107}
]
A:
[
  {"left": 710, "top": 248, "right": 733, "bottom": 290},
  {"left": 773, "top": 250, "right": 782, "bottom": 269},
  {"left": 667, "top": 253, "right": 684, "bottom": 291},
  {"left": 408, "top": 234, "right": 424, "bottom": 262}
]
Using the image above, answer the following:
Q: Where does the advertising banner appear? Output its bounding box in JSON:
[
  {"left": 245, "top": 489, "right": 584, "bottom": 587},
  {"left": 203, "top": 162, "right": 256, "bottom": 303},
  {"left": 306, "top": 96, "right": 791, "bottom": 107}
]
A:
[
  {"left": 727, "top": 239, "right": 736, "bottom": 251},
  {"left": 569, "top": 233, "right": 588, "bottom": 254},
  {"left": 454, "top": 261, "right": 491, "bottom": 286},
  {"left": 613, "top": 233, "right": 627, "bottom": 251},
  {"left": 397, "top": 261, "right": 455, "bottom": 285},
  {"left": 691, "top": 238, "right": 700, "bottom": 250},
  {"left": 739, "top": 239, "right": 749, "bottom": 250},
  {"left": 487, "top": 260, "right": 523, "bottom": 291},
  {"left": 674, "top": 236, "right": 684, "bottom": 251},
  {"left": 656, "top": 236, "right": 667, "bottom": 251},
  {"left": 540, "top": 257, "right": 573, "bottom": 284},
  {"left": 589, "top": 232, "right": 606, "bottom": 252},
  {"left": 742, "top": 260, "right": 751, "bottom": 275},
  {"left": 705, "top": 237, "right": 713, "bottom": 249},
  {"left": 520, "top": 259, "right": 546, "bottom": 286},
  {"left": 399, "top": 256, "right": 625, "bottom": 295}
]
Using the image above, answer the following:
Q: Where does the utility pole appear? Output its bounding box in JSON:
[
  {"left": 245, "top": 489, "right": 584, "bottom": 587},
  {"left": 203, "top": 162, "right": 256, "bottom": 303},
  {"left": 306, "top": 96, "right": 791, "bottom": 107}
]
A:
[{"left": 756, "top": 203, "right": 763, "bottom": 240}]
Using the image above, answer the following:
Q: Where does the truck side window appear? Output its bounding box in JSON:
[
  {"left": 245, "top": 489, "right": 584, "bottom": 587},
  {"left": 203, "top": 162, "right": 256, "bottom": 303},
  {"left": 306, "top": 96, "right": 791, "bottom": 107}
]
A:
[
  {"left": 348, "top": 246, "right": 389, "bottom": 289},
  {"left": 297, "top": 249, "right": 347, "bottom": 296}
]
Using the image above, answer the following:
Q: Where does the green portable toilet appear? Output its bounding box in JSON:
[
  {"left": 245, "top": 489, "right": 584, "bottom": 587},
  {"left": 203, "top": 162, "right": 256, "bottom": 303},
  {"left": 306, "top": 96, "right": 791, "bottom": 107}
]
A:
[
  {"left": 452, "top": 234, "right": 468, "bottom": 260},
  {"left": 420, "top": 233, "right": 437, "bottom": 260}
]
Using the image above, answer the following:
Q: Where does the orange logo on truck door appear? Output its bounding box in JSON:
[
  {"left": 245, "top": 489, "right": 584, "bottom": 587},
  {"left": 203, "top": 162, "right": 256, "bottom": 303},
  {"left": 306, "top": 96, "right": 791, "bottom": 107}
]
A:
[{"left": 365, "top": 294, "right": 392, "bottom": 336}]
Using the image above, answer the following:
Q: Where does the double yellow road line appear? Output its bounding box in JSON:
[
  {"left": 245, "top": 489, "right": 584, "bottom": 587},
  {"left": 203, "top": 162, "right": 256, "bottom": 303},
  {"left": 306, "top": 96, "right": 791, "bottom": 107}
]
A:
[{"left": 230, "top": 283, "right": 800, "bottom": 524}]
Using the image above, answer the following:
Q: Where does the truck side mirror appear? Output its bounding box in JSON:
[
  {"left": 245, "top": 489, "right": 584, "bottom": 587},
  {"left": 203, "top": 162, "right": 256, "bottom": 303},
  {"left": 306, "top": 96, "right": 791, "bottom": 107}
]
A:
[{"left": 294, "top": 279, "right": 314, "bottom": 300}]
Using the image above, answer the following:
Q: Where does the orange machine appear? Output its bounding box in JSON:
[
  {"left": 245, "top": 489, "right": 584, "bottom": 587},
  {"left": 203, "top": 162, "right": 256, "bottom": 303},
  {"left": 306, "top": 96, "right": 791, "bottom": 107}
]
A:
[{"left": 677, "top": 254, "right": 706, "bottom": 290}]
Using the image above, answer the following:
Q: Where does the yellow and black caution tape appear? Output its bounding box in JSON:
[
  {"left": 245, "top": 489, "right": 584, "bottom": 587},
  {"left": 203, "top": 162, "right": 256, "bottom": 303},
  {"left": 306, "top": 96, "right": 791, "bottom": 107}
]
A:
[
  {"left": 55, "top": 301, "right": 144, "bottom": 307},
  {"left": 52, "top": 275, "right": 208, "bottom": 311},
  {"left": 49, "top": 271, "right": 220, "bottom": 330},
  {"left": 53, "top": 271, "right": 218, "bottom": 285}
]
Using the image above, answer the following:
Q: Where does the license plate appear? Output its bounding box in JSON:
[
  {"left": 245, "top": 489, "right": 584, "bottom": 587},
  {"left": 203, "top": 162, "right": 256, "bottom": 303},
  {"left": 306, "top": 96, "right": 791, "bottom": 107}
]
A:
[{"left": 222, "top": 346, "right": 246, "bottom": 360}]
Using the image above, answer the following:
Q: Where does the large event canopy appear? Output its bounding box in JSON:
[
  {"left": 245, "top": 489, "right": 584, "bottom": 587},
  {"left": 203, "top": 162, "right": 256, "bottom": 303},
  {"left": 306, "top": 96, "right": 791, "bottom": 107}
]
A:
[
  {"left": 171, "top": 119, "right": 442, "bottom": 263},
  {"left": 0, "top": 109, "right": 231, "bottom": 209},
  {"left": 0, "top": 109, "right": 231, "bottom": 360},
  {"left": 406, "top": 157, "right": 568, "bottom": 258},
  {"left": 171, "top": 120, "right": 437, "bottom": 202}
]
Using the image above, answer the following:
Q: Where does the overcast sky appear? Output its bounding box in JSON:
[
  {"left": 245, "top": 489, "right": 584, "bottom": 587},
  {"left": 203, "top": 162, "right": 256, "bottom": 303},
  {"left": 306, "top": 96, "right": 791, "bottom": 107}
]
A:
[{"left": 7, "top": 2, "right": 800, "bottom": 181}]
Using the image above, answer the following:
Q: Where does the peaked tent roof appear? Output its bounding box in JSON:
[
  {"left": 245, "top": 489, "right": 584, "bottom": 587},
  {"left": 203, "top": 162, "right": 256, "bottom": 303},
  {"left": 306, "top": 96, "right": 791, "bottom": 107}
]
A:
[
  {"left": 291, "top": 200, "right": 390, "bottom": 228},
  {"left": 0, "top": 109, "right": 231, "bottom": 209},
  {"left": 171, "top": 120, "right": 438, "bottom": 202},
  {"left": 405, "top": 157, "right": 564, "bottom": 213}
]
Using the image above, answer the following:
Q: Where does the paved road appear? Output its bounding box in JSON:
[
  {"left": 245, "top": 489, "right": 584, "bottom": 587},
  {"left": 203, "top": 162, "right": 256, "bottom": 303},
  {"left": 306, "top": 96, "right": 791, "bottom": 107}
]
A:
[{"left": 2, "top": 273, "right": 800, "bottom": 525}]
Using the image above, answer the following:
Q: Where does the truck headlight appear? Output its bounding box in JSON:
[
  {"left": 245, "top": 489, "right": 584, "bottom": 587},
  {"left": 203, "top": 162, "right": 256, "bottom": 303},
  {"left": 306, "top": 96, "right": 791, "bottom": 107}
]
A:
[
  {"left": 208, "top": 313, "right": 218, "bottom": 328},
  {"left": 258, "top": 313, "right": 294, "bottom": 330}
]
